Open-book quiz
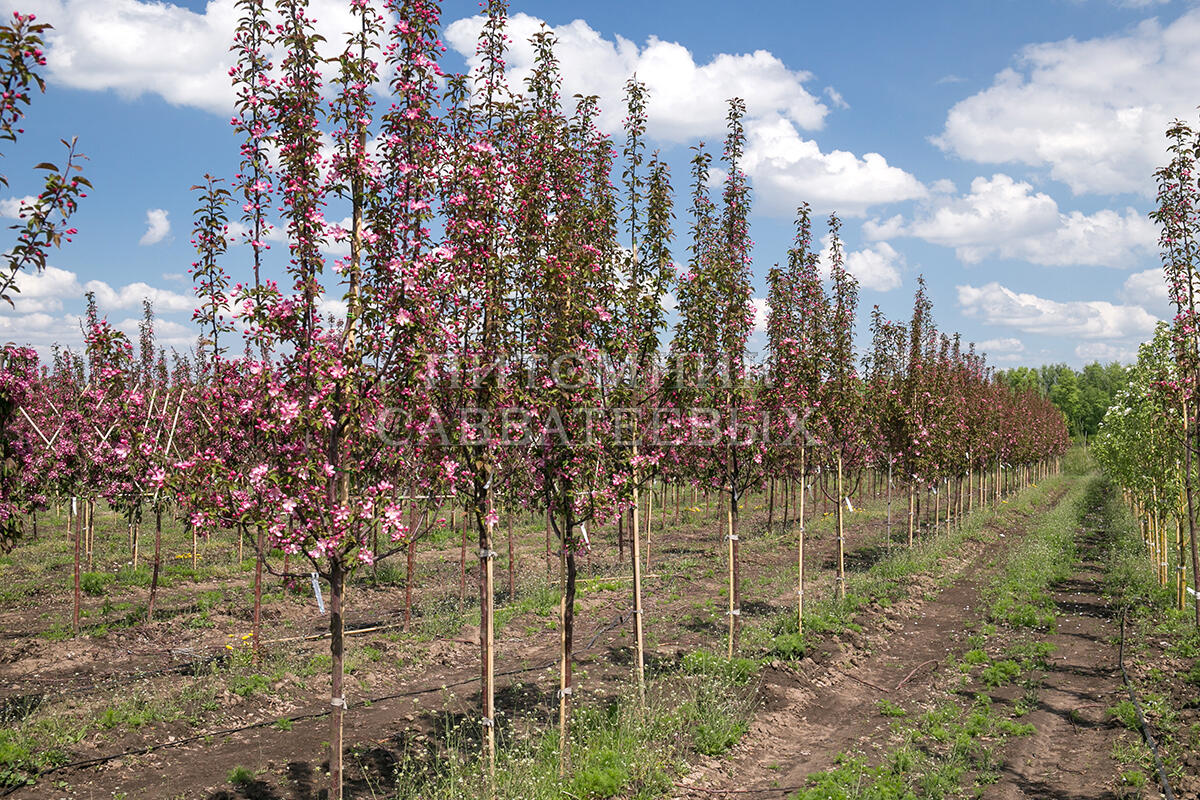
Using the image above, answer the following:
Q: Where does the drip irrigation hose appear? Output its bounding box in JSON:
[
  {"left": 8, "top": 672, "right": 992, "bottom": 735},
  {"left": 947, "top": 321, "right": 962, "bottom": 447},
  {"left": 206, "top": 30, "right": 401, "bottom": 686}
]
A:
[{"left": 1119, "top": 607, "right": 1175, "bottom": 800}]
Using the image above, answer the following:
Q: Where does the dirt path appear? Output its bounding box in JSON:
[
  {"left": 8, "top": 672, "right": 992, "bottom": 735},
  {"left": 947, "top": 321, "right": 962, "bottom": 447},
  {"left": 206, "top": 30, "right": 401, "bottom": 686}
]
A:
[
  {"left": 675, "top": 476, "right": 1141, "bottom": 800},
  {"left": 984, "top": 518, "right": 1127, "bottom": 799},
  {"left": 673, "top": 500, "right": 1050, "bottom": 797}
]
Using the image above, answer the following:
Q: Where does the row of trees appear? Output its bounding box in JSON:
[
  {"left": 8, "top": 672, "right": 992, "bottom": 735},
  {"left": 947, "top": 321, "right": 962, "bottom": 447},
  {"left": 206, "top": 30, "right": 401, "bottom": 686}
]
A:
[
  {"left": 1094, "top": 116, "right": 1200, "bottom": 628},
  {"left": 0, "top": 1, "right": 1068, "bottom": 797},
  {"left": 1000, "top": 361, "right": 1129, "bottom": 439}
]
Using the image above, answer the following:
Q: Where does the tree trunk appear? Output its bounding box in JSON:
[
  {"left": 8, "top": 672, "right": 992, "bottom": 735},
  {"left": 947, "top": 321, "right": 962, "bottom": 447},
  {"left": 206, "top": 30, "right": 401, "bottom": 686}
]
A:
[
  {"left": 478, "top": 487, "right": 497, "bottom": 786},
  {"left": 507, "top": 506, "right": 515, "bottom": 600},
  {"left": 329, "top": 558, "right": 346, "bottom": 800},
  {"left": 885, "top": 460, "right": 892, "bottom": 547},
  {"left": 907, "top": 482, "right": 914, "bottom": 547},
  {"left": 72, "top": 497, "right": 81, "bottom": 634},
  {"left": 253, "top": 524, "right": 264, "bottom": 659},
  {"left": 797, "top": 448, "right": 806, "bottom": 634},
  {"left": 835, "top": 452, "right": 845, "bottom": 600},
  {"left": 148, "top": 506, "right": 162, "bottom": 621},
  {"left": 557, "top": 512, "right": 577, "bottom": 776},
  {"left": 727, "top": 484, "right": 741, "bottom": 656},
  {"left": 631, "top": 469, "right": 647, "bottom": 707},
  {"left": 404, "top": 537, "right": 415, "bottom": 632},
  {"left": 767, "top": 478, "right": 775, "bottom": 533}
]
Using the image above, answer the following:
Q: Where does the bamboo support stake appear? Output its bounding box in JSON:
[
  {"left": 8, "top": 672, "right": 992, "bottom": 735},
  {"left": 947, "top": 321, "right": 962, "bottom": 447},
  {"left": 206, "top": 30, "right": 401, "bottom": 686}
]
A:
[
  {"left": 797, "top": 447, "right": 806, "bottom": 634},
  {"left": 479, "top": 485, "right": 497, "bottom": 790},
  {"left": 631, "top": 463, "right": 647, "bottom": 709},
  {"left": 836, "top": 452, "right": 846, "bottom": 601},
  {"left": 72, "top": 497, "right": 81, "bottom": 634},
  {"left": 907, "top": 482, "right": 915, "bottom": 547}
]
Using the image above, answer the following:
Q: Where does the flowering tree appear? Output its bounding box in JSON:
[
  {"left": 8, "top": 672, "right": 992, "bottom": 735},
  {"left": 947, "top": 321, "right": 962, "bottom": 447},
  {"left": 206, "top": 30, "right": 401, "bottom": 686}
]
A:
[{"left": 0, "top": 12, "right": 88, "bottom": 307}]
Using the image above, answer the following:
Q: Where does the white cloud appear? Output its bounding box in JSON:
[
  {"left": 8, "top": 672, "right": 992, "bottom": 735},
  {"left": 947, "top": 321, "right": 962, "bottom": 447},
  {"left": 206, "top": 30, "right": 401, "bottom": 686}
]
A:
[
  {"left": 844, "top": 242, "right": 904, "bottom": 292},
  {"left": 872, "top": 173, "right": 1157, "bottom": 266},
  {"left": 6, "top": 264, "right": 193, "bottom": 315},
  {"left": 751, "top": 297, "right": 769, "bottom": 333},
  {"left": 0, "top": 0, "right": 361, "bottom": 114},
  {"left": 976, "top": 337, "right": 1025, "bottom": 354},
  {"left": 815, "top": 236, "right": 904, "bottom": 292},
  {"left": 115, "top": 315, "right": 196, "bottom": 350},
  {"left": 957, "top": 281, "right": 1159, "bottom": 339},
  {"left": 1074, "top": 341, "right": 1139, "bottom": 362},
  {"left": 934, "top": 10, "right": 1200, "bottom": 195},
  {"left": 0, "top": 310, "right": 83, "bottom": 354},
  {"left": 1120, "top": 266, "right": 1170, "bottom": 311},
  {"left": 742, "top": 116, "right": 926, "bottom": 217},
  {"left": 444, "top": 12, "right": 829, "bottom": 142},
  {"left": 139, "top": 208, "right": 170, "bottom": 246},
  {"left": 0, "top": 195, "right": 36, "bottom": 219},
  {"left": 5, "top": 265, "right": 80, "bottom": 313},
  {"left": 823, "top": 86, "right": 849, "bottom": 110}
]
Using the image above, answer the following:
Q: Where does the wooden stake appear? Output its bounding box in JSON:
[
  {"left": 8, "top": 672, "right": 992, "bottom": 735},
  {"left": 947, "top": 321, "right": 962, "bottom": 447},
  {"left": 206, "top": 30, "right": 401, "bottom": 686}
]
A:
[
  {"left": 797, "top": 447, "right": 806, "bottom": 634},
  {"left": 72, "top": 497, "right": 81, "bottom": 634},
  {"left": 631, "top": 463, "right": 647, "bottom": 708},
  {"left": 479, "top": 483, "right": 497, "bottom": 789},
  {"left": 148, "top": 506, "right": 162, "bottom": 621},
  {"left": 835, "top": 452, "right": 845, "bottom": 600}
]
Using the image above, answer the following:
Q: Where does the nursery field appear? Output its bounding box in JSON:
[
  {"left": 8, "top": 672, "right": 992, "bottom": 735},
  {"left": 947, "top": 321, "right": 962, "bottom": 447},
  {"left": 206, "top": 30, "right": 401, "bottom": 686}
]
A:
[{"left": 1, "top": 453, "right": 1193, "bottom": 799}]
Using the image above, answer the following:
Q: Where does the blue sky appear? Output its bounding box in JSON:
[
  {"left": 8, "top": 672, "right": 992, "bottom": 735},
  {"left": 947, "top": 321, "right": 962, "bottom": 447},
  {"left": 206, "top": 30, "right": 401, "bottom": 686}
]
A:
[{"left": 0, "top": 0, "right": 1189, "bottom": 367}]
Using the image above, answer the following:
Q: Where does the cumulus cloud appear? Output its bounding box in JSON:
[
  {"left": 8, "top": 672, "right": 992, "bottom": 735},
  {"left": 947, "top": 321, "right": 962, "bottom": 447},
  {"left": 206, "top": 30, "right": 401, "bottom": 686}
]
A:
[
  {"left": 6, "top": 265, "right": 193, "bottom": 315},
  {"left": 1, "top": 267, "right": 199, "bottom": 354},
  {"left": 975, "top": 337, "right": 1025, "bottom": 354},
  {"left": 0, "top": 0, "right": 360, "bottom": 114},
  {"left": 844, "top": 242, "right": 904, "bottom": 292},
  {"left": 751, "top": 297, "right": 769, "bottom": 333},
  {"left": 934, "top": 10, "right": 1200, "bottom": 195},
  {"left": 1074, "top": 341, "right": 1139, "bottom": 362},
  {"left": 1120, "top": 266, "right": 1170, "bottom": 312},
  {"left": 742, "top": 117, "right": 926, "bottom": 217},
  {"left": 444, "top": 12, "right": 927, "bottom": 216},
  {"left": 444, "top": 12, "right": 828, "bottom": 142},
  {"left": 869, "top": 174, "right": 1157, "bottom": 266},
  {"left": 139, "top": 208, "right": 170, "bottom": 246},
  {"left": 957, "top": 281, "right": 1159, "bottom": 339},
  {"left": 815, "top": 235, "right": 904, "bottom": 292},
  {"left": 0, "top": 195, "right": 36, "bottom": 219}
]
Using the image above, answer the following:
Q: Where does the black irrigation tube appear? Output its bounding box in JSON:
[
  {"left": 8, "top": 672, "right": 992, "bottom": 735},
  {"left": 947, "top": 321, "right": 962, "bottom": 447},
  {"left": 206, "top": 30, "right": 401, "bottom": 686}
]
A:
[
  {"left": 0, "top": 611, "right": 633, "bottom": 797},
  {"left": 1118, "top": 607, "right": 1175, "bottom": 800}
]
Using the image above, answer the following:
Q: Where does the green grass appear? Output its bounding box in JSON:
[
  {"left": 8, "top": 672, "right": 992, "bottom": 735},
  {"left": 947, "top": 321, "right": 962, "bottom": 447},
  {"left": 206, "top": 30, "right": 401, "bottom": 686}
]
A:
[
  {"left": 387, "top": 653, "right": 758, "bottom": 800},
  {"left": 790, "top": 695, "right": 1035, "bottom": 800}
]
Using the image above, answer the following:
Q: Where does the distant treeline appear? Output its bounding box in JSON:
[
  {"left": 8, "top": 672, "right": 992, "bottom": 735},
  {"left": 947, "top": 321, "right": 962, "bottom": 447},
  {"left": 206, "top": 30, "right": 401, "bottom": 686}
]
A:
[{"left": 997, "top": 362, "right": 1129, "bottom": 439}]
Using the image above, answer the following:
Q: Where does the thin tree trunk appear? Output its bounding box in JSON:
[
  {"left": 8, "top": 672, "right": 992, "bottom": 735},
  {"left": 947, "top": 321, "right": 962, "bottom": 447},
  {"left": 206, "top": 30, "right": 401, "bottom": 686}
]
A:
[
  {"left": 631, "top": 467, "right": 647, "bottom": 707},
  {"left": 767, "top": 477, "right": 775, "bottom": 533},
  {"left": 885, "top": 460, "right": 892, "bottom": 547},
  {"left": 558, "top": 512, "right": 577, "bottom": 776},
  {"left": 727, "top": 485, "right": 741, "bottom": 657},
  {"left": 459, "top": 505, "right": 467, "bottom": 608},
  {"left": 404, "top": 537, "right": 415, "bottom": 632},
  {"left": 329, "top": 558, "right": 346, "bottom": 800},
  {"left": 507, "top": 506, "right": 515, "bottom": 600},
  {"left": 478, "top": 486, "right": 497, "bottom": 786},
  {"left": 835, "top": 452, "right": 845, "bottom": 600},
  {"left": 907, "top": 482, "right": 915, "bottom": 547},
  {"left": 253, "top": 524, "right": 264, "bottom": 659},
  {"left": 72, "top": 497, "right": 81, "bottom": 634},
  {"left": 148, "top": 506, "right": 162, "bottom": 621},
  {"left": 797, "top": 448, "right": 806, "bottom": 634}
]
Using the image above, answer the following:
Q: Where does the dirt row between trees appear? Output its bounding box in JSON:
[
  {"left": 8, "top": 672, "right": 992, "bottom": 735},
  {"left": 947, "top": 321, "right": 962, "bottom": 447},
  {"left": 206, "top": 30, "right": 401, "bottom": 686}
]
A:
[
  {"left": 1, "top": 479, "right": 1062, "bottom": 799},
  {"left": 674, "top": 472, "right": 1155, "bottom": 800}
]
